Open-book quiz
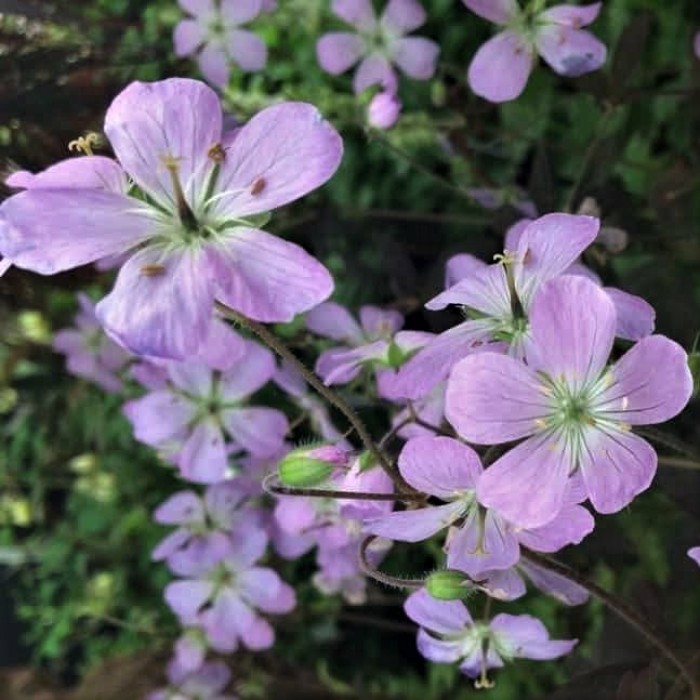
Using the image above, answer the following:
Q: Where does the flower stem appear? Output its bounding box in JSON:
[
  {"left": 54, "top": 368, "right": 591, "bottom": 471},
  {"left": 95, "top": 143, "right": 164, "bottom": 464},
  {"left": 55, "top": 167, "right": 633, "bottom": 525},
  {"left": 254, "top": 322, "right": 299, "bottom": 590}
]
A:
[
  {"left": 217, "top": 305, "right": 404, "bottom": 490},
  {"left": 523, "top": 551, "right": 700, "bottom": 700},
  {"left": 358, "top": 535, "right": 426, "bottom": 590}
]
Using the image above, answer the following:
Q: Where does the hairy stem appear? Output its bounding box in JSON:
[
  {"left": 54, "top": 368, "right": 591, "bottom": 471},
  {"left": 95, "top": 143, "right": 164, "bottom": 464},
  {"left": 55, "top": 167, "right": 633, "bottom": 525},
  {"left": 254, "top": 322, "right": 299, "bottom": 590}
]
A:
[
  {"left": 217, "top": 305, "right": 404, "bottom": 489},
  {"left": 359, "top": 536, "right": 426, "bottom": 590},
  {"left": 523, "top": 551, "right": 699, "bottom": 700}
]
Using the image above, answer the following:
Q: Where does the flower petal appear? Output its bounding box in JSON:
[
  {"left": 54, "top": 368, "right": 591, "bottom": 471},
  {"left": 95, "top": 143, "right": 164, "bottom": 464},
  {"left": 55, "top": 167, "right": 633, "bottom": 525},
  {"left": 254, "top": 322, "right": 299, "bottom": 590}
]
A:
[
  {"left": 123, "top": 391, "right": 194, "bottom": 446},
  {"left": 476, "top": 432, "right": 572, "bottom": 529},
  {"left": 391, "top": 37, "right": 440, "bottom": 80},
  {"left": 165, "top": 579, "right": 214, "bottom": 623},
  {"left": 221, "top": 407, "right": 288, "bottom": 457},
  {"left": 527, "top": 275, "right": 616, "bottom": 391},
  {"left": 226, "top": 29, "right": 267, "bottom": 71},
  {"left": 219, "top": 340, "right": 276, "bottom": 400},
  {"left": 209, "top": 227, "right": 333, "bottom": 323},
  {"left": 427, "top": 263, "right": 510, "bottom": 316},
  {"left": 364, "top": 502, "right": 464, "bottom": 542},
  {"left": 444, "top": 253, "right": 488, "bottom": 288},
  {"left": 220, "top": 0, "right": 262, "bottom": 25},
  {"left": 598, "top": 335, "right": 693, "bottom": 425},
  {"left": 404, "top": 588, "right": 472, "bottom": 633},
  {"left": 306, "top": 302, "right": 364, "bottom": 343},
  {"left": 399, "top": 436, "right": 483, "bottom": 497},
  {"left": 417, "top": 629, "right": 465, "bottom": 663},
  {"left": 0, "top": 190, "right": 150, "bottom": 274},
  {"left": 353, "top": 53, "right": 398, "bottom": 94},
  {"left": 179, "top": 0, "right": 214, "bottom": 16},
  {"left": 174, "top": 19, "right": 205, "bottom": 56},
  {"left": 316, "top": 32, "right": 365, "bottom": 74},
  {"left": 578, "top": 426, "right": 656, "bottom": 514},
  {"left": 5, "top": 156, "right": 127, "bottom": 193},
  {"left": 461, "top": 0, "right": 520, "bottom": 24},
  {"left": 154, "top": 491, "right": 205, "bottom": 525},
  {"left": 468, "top": 30, "right": 535, "bottom": 103},
  {"left": 332, "top": 0, "right": 375, "bottom": 31},
  {"left": 104, "top": 78, "right": 223, "bottom": 208},
  {"left": 315, "top": 341, "right": 387, "bottom": 385},
  {"left": 517, "top": 503, "right": 594, "bottom": 553},
  {"left": 238, "top": 567, "right": 296, "bottom": 613},
  {"left": 381, "top": 0, "right": 426, "bottom": 34},
  {"left": 97, "top": 246, "right": 216, "bottom": 360},
  {"left": 178, "top": 420, "right": 229, "bottom": 484},
  {"left": 212, "top": 102, "right": 342, "bottom": 219},
  {"left": 446, "top": 352, "right": 547, "bottom": 444},
  {"left": 490, "top": 614, "right": 577, "bottom": 660},
  {"left": 536, "top": 26, "right": 607, "bottom": 77},
  {"left": 688, "top": 547, "right": 700, "bottom": 566},
  {"left": 604, "top": 288, "right": 655, "bottom": 341},
  {"left": 478, "top": 568, "right": 527, "bottom": 601},
  {"left": 519, "top": 559, "right": 589, "bottom": 605},
  {"left": 539, "top": 3, "right": 602, "bottom": 27},
  {"left": 198, "top": 42, "right": 230, "bottom": 87}
]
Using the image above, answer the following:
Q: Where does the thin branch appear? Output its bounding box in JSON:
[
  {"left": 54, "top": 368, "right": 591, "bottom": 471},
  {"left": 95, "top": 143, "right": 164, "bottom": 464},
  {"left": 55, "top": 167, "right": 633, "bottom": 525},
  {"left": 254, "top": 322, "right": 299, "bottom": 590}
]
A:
[
  {"left": 358, "top": 535, "right": 426, "bottom": 590},
  {"left": 658, "top": 456, "right": 700, "bottom": 471}
]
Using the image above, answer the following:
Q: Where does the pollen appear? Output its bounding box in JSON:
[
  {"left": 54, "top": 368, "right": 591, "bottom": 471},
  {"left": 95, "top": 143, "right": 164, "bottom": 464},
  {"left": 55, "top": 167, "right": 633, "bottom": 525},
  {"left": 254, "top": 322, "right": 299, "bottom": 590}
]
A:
[
  {"left": 68, "top": 132, "right": 101, "bottom": 156},
  {"left": 140, "top": 264, "right": 166, "bottom": 277},
  {"left": 534, "top": 418, "right": 548, "bottom": 430},
  {"left": 161, "top": 154, "right": 183, "bottom": 172},
  {"left": 250, "top": 177, "right": 266, "bottom": 196}
]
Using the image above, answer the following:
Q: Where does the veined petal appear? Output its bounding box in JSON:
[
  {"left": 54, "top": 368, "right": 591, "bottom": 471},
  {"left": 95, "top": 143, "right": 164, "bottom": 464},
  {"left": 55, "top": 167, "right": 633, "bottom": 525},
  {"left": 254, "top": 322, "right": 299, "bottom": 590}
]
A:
[
  {"left": 578, "top": 426, "right": 656, "bottom": 514},
  {"left": 360, "top": 306, "right": 404, "bottom": 338},
  {"left": 395, "top": 319, "right": 496, "bottom": 400},
  {"left": 478, "top": 568, "right": 527, "bottom": 601},
  {"left": 97, "top": 246, "right": 216, "bottom": 360},
  {"left": 476, "top": 432, "right": 572, "bottom": 529},
  {"left": 604, "top": 288, "right": 655, "bottom": 341},
  {"left": 165, "top": 579, "right": 214, "bottom": 623},
  {"left": 364, "top": 502, "right": 464, "bottom": 542},
  {"left": 539, "top": 3, "right": 602, "bottom": 27},
  {"left": 306, "top": 302, "right": 364, "bottom": 343},
  {"left": 201, "top": 589, "right": 250, "bottom": 652},
  {"left": 490, "top": 614, "right": 576, "bottom": 660},
  {"left": 0, "top": 189, "right": 151, "bottom": 274},
  {"left": 179, "top": 0, "right": 215, "bottom": 17},
  {"left": 315, "top": 341, "right": 387, "bottom": 385},
  {"left": 238, "top": 567, "right": 296, "bottom": 613},
  {"left": 221, "top": 407, "right": 288, "bottom": 457},
  {"left": 316, "top": 32, "right": 365, "bottom": 74},
  {"left": 513, "top": 213, "right": 599, "bottom": 309},
  {"left": 381, "top": 0, "right": 426, "bottom": 35},
  {"left": 597, "top": 335, "right": 692, "bottom": 424},
  {"left": 417, "top": 630, "right": 465, "bottom": 663},
  {"left": 404, "top": 588, "right": 472, "bottom": 633},
  {"left": 104, "top": 78, "right": 223, "bottom": 208},
  {"left": 154, "top": 491, "right": 205, "bottom": 525},
  {"left": 123, "top": 391, "right": 194, "bottom": 446},
  {"left": 208, "top": 227, "right": 333, "bottom": 323},
  {"left": 219, "top": 339, "right": 276, "bottom": 400},
  {"left": 167, "top": 363, "right": 213, "bottom": 396},
  {"left": 399, "top": 436, "right": 483, "bottom": 497},
  {"left": 446, "top": 352, "right": 547, "bottom": 444},
  {"left": 5, "top": 156, "right": 127, "bottom": 193},
  {"left": 220, "top": 0, "right": 262, "bottom": 25},
  {"left": 353, "top": 53, "right": 398, "bottom": 94},
  {"left": 391, "top": 37, "right": 440, "bottom": 80},
  {"left": 212, "top": 102, "right": 342, "bottom": 218},
  {"left": 427, "top": 263, "right": 510, "bottom": 316},
  {"left": 174, "top": 19, "right": 205, "bottom": 56},
  {"left": 445, "top": 253, "right": 488, "bottom": 288},
  {"left": 462, "top": 0, "right": 520, "bottom": 24},
  {"left": 468, "top": 30, "right": 535, "bottom": 103},
  {"left": 198, "top": 42, "right": 230, "bottom": 87},
  {"left": 519, "top": 559, "right": 589, "bottom": 605},
  {"left": 517, "top": 503, "right": 594, "bottom": 552},
  {"left": 226, "top": 29, "right": 267, "bottom": 71},
  {"left": 178, "top": 420, "right": 229, "bottom": 484},
  {"left": 332, "top": 0, "right": 376, "bottom": 31},
  {"left": 527, "top": 275, "right": 616, "bottom": 391},
  {"left": 536, "top": 26, "right": 607, "bottom": 77}
]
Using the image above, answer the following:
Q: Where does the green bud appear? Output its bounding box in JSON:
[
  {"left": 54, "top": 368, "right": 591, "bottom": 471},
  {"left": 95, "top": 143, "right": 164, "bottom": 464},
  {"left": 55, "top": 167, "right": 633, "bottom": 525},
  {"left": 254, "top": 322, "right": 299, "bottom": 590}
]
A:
[
  {"left": 689, "top": 352, "right": 700, "bottom": 398},
  {"left": 278, "top": 451, "right": 334, "bottom": 488},
  {"left": 386, "top": 341, "right": 405, "bottom": 369},
  {"left": 426, "top": 569, "right": 473, "bottom": 601}
]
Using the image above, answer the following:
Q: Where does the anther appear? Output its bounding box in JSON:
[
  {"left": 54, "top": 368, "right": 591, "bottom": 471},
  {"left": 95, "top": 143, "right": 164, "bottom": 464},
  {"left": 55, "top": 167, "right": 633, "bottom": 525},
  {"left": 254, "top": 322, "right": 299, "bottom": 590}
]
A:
[
  {"left": 208, "top": 143, "right": 226, "bottom": 162},
  {"left": 250, "top": 177, "right": 266, "bottom": 196},
  {"left": 162, "top": 155, "right": 198, "bottom": 230},
  {"left": 140, "top": 264, "right": 166, "bottom": 277},
  {"left": 68, "top": 133, "right": 101, "bottom": 156}
]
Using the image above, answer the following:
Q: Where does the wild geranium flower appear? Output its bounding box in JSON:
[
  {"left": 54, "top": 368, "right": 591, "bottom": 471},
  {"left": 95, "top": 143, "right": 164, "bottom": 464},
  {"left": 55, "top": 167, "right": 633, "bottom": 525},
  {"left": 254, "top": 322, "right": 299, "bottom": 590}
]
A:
[
  {"left": 148, "top": 659, "right": 236, "bottom": 700},
  {"left": 396, "top": 213, "right": 654, "bottom": 400},
  {"left": 316, "top": 0, "right": 440, "bottom": 94},
  {"left": 165, "top": 524, "right": 295, "bottom": 654},
  {"left": 404, "top": 589, "right": 576, "bottom": 688},
  {"left": 364, "top": 436, "right": 593, "bottom": 579},
  {"left": 0, "top": 79, "right": 342, "bottom": 359},
  {"left": 124, "top": 339, "right": 288, "bottom": 483},
  {"left": 464, "top": 1, "right": 607, "bottom": 102},
  {"left": 446, "top": 275, "right": 693, "bottom": 529},
  {"left": 174, "top": 0, "right": 267, "bottom": 87},
  {"left": 53, "top": 293, "right": 130, "bottom": 393}
]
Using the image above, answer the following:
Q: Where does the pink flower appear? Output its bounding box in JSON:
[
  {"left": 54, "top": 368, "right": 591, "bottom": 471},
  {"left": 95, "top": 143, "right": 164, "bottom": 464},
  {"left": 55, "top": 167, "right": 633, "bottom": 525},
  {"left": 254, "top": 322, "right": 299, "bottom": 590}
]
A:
[
  {"left": 174, "top": 0, "right": 267, "bottom": 87},
  {"left": 464, "top": 1, "right": 607, "bottom": 102}
]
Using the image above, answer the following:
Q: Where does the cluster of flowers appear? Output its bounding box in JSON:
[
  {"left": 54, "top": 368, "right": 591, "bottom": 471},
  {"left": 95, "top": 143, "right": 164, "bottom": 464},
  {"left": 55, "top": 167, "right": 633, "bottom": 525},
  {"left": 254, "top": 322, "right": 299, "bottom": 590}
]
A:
[{"left": 1, "top": 71, "right": 696, "bottom": 694}]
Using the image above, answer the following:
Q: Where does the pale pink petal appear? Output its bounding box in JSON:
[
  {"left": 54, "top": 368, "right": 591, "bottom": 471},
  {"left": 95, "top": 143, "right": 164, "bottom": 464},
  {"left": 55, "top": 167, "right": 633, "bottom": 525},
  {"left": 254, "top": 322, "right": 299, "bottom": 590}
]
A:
[
  {"left": 220, "top": 0, "right": 262, "bottom": 24},
  {"left": 167, "top": 363, "right": 213, "bottom": 396},
  {"left": 174, "top": 19, "right": 205, "bottom": 56},
  {"left": 445, "top": 352, "right": 547, "bottom": 444},
  {"left": 381, "top": 0, "right": 426, "bottom": 34},
  {"left": 519, "top": 559, "right": 589, "bottom": 605},
  {"left": 178, "top": 420, "right": 229, "bottom": 483},
  {"left": 198, "top": 42, "right": 230, "bottom": 87},
  {"left": 165, "top": 579, "right": 214, "bottom": 623},
  {"left": 123, "top": 391, "right": 194, "bottom": 446},
  {"left": 306, "top": 301, "right": 363, "bottom": 343},
  {"left": 444, "top": 253, "right": 488, "bottom": 288},
  {"left": 221, "top": 407, "right": 288, "bottom": 457},
  {"left": 332, "top": 0, "right": 376, "bottom": 31},
  {"left": 404, "top": 588, "right": 472, "bottom": 633},
  {"left": 476, "top": 432, "right": 572, "bottom": 529},
  {"left": 427, "top": 263, "right": 510, "bottom": 316},
  {"left": 536, "top": 26, "right": 607, "bottom": 77},
  {"left": 226, "top": 29, "right": 267, "bottom": 71},
  {"left": 517, "top": 504, "right": 594, "bottom": 552},
  {"left": 604, "top": 287, "right": 655, "bottom": 341},
  {"left": 490, "top": 614, "right": 577, "bottom": 659},
  {"left": 208, "top": 227, "right": 333, "bottom": 323},
  {"left": 695, "top": 32, "right": 700, "bottom": 60},
  {"left": 219, "top": 340, "right": 275, "bottom": 400},
  {"left": 468, "top": 30, "right": 535, "bottom": 103},
  {"left": 526, "top": 275, "right": 616, "bottom": 391},
  {"left": 353, "top": 53, "right": 398, "bottom": 94},
  {"left": 154, "top": 491, "right": 205, "bottom": 525},
  {"left": 238, "top": 568, "right": 296, "bottom": 613},
  {"left": 417, "top": 630, "right": 465, "bottom": 663},
  {"left": 364, "top": 502, "right": 464, "bottom": 542},
  {"left": 104, "top": 78, "right": 223, "bottom": 207},
  {"left": 316, "top": 32, "right": 365, "bottom": 74},
  {"left": 461, "top": 0, "right": 520, "bottom": 24},
  {"left": 539, "top": 3, "right": 602, "bottom": 27},
  {"left": 359, "top": 306, "right": 404, "bottom": 338},
  {"left": 597, "top": 335, "right": 693, "bottom": 425},
  {"left": 391, "top": 37, "right": 440, "bottom": 80},
  {"left": 212, "top": 102, "right": 342, "bottom": 219},
  {"left": 179, "top": 0, "right": 214, "bottom": 17},
  {"left": 688, "top": 547, "right": 700, "bottom": 566},
  {"left": 97, "top": 246, "right": 215, "bottom": 360}
]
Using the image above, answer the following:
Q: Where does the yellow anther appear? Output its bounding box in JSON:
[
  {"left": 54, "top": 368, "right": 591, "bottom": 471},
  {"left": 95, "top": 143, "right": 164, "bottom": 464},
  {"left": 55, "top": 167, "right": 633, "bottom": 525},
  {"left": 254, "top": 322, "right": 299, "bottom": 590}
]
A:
[
  {"left": 534, "top": 418, "right": 548, "bottom": 430},
  {"left": 493, "top": 250, "right": 519, "bottom": 266},
  {"left": 68, "top": 132, "right": 101, "bottom": 156},
  {"left": 162, "top": 154, "right": 183, "bottom": 172},
  {"left": 140, "top": 264, "right": 166, "bottom": 277},
  {"left": 618, "top": 422, "right": 631, "bottom": 432}
]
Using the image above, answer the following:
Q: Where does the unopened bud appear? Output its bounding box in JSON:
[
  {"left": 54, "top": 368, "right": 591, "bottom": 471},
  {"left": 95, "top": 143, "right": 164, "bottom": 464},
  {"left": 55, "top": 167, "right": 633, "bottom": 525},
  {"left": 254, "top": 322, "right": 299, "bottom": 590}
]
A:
[
  {"left": 368, "top": 91, "right": 401, "bottom": 130},
  {"left": 278, "top": 445, "right": 349, "bottom": 487},
  {"left": 425, "top": 569, "right": 473, "bottom": 601}
]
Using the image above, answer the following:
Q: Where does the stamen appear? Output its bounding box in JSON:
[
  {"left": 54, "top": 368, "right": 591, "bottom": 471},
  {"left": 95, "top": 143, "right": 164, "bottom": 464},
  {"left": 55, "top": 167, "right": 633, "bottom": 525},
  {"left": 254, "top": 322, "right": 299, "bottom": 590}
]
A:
[
  {"left": 250, "top": 177, "right": 266, "bottom": 196},
  {"left": 68, "top": 133, "right": 101, "bottom": 156},
  {"left": 474, "top": 642, "right": 495, "bottom": 689},
  {"left": 208, "top": 143, "right": 226, "bottom": 162},
  {"left": 493, "top": 250, "right": 526, "bottom": 319},
  {"left": 162, "top": 155, "right": 198, "bottom": 230},
  {"left": 140, "top": 264, "right": 166, "bottom": 277},
  {"left": 534, "top": 418, "right": 548, "bottom": 430}
]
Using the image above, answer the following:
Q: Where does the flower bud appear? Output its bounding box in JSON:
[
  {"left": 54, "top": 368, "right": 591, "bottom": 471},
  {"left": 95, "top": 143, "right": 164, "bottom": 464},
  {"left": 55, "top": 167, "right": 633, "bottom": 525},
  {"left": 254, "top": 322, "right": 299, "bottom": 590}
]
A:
[
  {"left": 688, "top": 351, "right": 700, "bottom": 398},
  {"left": 368, "top": 91, "right": 401, "bottom": 130},
  {"left": 425, "top": 569, "right": 473, "bottom": 601},
  {"left": 278, "top": 445, "right": 349, "bottom": 488}
]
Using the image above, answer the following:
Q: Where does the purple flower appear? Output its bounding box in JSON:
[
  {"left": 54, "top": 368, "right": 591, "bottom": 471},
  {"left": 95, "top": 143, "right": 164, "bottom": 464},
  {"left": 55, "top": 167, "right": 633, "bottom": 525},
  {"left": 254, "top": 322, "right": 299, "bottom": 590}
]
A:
[
  {"left": 149, "top": 659, "right": 236, "bottom": 700},
  {"left": 174, "top": 0, "right": 267, "bottom": 87},
  {"left": 152, "top": 482, "right": 257, "bottom": 572},
  {"left": 364, "top": 436, "right": 593, "bottom": 579},
  {"left": 165, "top": 525, "right": 295, "bottom": 653},
  {"left": 464, "top": 1, "right": 607, "bottom": 102},
  {"left": 317, "top": 0, "right": 440, "bottom": 94},
  {"left": 689, "top": 547, "right": 700, "bottom": 566},
  {"left": 53, "top": 293, "right": 130, "bottom": 392},
  {"left": 395, "top": 213, "right": 654, "bottom": 400},
  {"left": 124, "top": 339, "right": 288, "bottom": 483},
  {"left": 0, "top": 79, "right": 342, "bottom": 360},
  {"left": 390, "top": 383, "right": 446, "bottom": 440},
  {"left": 446, "top": 275, "right": 693, "bottom": 529},
  {"left": 695, "top": 31, "right": 700, "bottom": 59},
  {"left": 405, "top": 589, "right": 577, "bottom": 687},
  {"left": 367, "top": 91, "right": 402, "bottom": 129}
]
